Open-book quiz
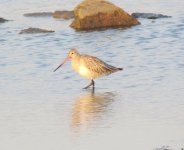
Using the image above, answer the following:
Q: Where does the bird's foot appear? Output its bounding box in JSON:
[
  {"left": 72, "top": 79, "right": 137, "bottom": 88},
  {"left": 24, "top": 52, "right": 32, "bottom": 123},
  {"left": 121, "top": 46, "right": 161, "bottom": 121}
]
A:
[{"left": 83, "top": 80, "right": 95, "bottom": 89}]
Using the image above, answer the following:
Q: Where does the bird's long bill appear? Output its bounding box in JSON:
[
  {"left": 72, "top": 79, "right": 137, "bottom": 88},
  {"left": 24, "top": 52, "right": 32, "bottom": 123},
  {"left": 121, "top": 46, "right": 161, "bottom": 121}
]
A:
[{"left": 53, "top": 57, "right": 70, "bottom": 72}]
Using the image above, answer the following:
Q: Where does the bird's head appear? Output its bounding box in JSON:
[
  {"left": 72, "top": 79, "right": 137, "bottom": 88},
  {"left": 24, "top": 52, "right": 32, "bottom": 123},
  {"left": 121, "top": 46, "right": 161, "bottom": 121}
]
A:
[
  {"left": 68, "top": 48, "right": 79, "bottom": 59},
  {"left": 53, "top": 48, "right": 79, "bottom": 72}
]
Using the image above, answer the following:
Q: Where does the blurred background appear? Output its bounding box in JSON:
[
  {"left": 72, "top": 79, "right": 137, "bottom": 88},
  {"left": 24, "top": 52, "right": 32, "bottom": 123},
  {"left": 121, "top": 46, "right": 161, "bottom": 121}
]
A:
[{"left": 0, "top": 0, "right": 184, "bottom": 150}]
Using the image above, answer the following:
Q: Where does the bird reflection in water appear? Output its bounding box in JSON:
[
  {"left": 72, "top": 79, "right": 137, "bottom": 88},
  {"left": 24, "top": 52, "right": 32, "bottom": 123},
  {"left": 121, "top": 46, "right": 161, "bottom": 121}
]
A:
[{"left": 71, "top": 88, "right": 115, "bottom": 129}]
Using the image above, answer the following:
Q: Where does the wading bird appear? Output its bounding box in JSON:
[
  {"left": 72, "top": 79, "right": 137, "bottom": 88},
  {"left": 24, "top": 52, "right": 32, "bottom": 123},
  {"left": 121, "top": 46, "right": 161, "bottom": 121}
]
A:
[{"left": 54, "top": 49, "right": 123, "bottom": 89}]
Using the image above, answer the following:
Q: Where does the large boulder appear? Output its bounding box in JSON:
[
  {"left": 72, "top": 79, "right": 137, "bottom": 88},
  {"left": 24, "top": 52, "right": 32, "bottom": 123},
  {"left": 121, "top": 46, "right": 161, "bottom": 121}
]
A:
[{"left": 70, "top": 0, "right": 140, "bottom": 30}]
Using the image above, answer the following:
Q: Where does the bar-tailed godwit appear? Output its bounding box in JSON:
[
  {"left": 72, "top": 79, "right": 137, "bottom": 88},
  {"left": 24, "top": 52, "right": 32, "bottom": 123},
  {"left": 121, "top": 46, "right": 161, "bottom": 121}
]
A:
[{"left": 54, "top": 49, "right": 123, "bottom": 89}]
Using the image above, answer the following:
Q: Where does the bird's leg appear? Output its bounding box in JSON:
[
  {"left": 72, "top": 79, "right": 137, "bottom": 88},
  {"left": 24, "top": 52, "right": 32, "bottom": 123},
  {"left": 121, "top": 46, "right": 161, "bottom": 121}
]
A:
[
  {"left": 83, "top": 80, "right": 95, "bottom": 89},
  {"left": 92, "top": 80, "right": 95, "bottom": 88}
]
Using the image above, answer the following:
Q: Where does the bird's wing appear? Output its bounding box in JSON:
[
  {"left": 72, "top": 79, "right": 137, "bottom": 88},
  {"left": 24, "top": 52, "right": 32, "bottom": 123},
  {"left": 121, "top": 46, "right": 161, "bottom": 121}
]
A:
[{"left": 81, "top": 55, "right": 120, "bottom": 75}]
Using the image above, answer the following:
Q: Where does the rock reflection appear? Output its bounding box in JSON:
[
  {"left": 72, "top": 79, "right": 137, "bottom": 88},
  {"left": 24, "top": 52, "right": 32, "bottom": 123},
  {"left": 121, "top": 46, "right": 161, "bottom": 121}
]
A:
[{"left": 71, "top": 89, "right": 115, "bottom": 129}]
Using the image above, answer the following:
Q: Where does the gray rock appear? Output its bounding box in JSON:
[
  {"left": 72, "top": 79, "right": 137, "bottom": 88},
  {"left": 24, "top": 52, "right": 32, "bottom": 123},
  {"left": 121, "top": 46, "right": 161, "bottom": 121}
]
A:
[
  {"left": 24, "top": 12, "right": 53, "bottom": 17},
  {"left": 19, "top": 27, "right": 54, "bottom": 34},
  {"left": 53, "top": 10, "right": 75, "bottom": 19},
  {"left": 0, "top": 17, "right": 9, "bottom": 23},
  {"left": 153, "top": 146, "right": 171, "bottom": 150},
  {"left": 131, "top": 12, "right": 171, "bottom": 19}
]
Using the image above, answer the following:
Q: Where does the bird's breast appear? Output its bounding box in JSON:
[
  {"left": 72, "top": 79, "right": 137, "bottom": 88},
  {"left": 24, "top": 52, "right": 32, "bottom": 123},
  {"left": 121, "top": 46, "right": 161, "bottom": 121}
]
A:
[
  {"left": 72, "top": 60, "right": 91, "bottom": 79},
  {"left": 78, "top": 65, "right": 90, "bottom": 77}
]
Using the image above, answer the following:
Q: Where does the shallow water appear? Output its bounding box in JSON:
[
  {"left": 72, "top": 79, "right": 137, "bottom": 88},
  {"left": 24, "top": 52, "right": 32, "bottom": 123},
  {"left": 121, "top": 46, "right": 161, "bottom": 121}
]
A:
[{"left": 0, "top": 0, "right": 184, "bottom": 150}]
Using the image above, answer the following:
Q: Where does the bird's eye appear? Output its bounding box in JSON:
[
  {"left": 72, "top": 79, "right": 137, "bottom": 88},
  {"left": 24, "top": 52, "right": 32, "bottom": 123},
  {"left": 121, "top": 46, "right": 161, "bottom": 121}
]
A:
[{"left": 71, "top": 52, "right": 74, "bottom": 54}]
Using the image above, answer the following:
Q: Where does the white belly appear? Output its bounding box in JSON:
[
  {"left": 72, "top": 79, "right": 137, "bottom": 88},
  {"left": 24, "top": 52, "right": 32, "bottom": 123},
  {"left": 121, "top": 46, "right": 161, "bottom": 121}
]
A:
[
  {"left": 72, "top": 61, "right": 91, "bottom": 79},
  {"left": 78, "top": 65, "right": 90, "bottom": 78}
]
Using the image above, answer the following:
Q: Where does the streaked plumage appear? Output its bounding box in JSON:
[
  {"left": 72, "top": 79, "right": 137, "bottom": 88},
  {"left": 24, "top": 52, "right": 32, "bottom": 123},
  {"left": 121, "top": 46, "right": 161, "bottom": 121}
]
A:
[{"left": 54, "top": 48, "right": 123, "bottom": 89}]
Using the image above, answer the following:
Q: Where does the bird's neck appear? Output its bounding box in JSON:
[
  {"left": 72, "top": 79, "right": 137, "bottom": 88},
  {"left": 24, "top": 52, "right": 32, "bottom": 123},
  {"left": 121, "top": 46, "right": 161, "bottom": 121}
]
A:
[
  {"left": 73, "top": 54, "right": 81, "bottom": 62},
  {"left": 72, "top": 55, "right": 81, "bottom": 65},
  {"left": 71, "top": 55, "right": 81, "bottom": 72}
]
